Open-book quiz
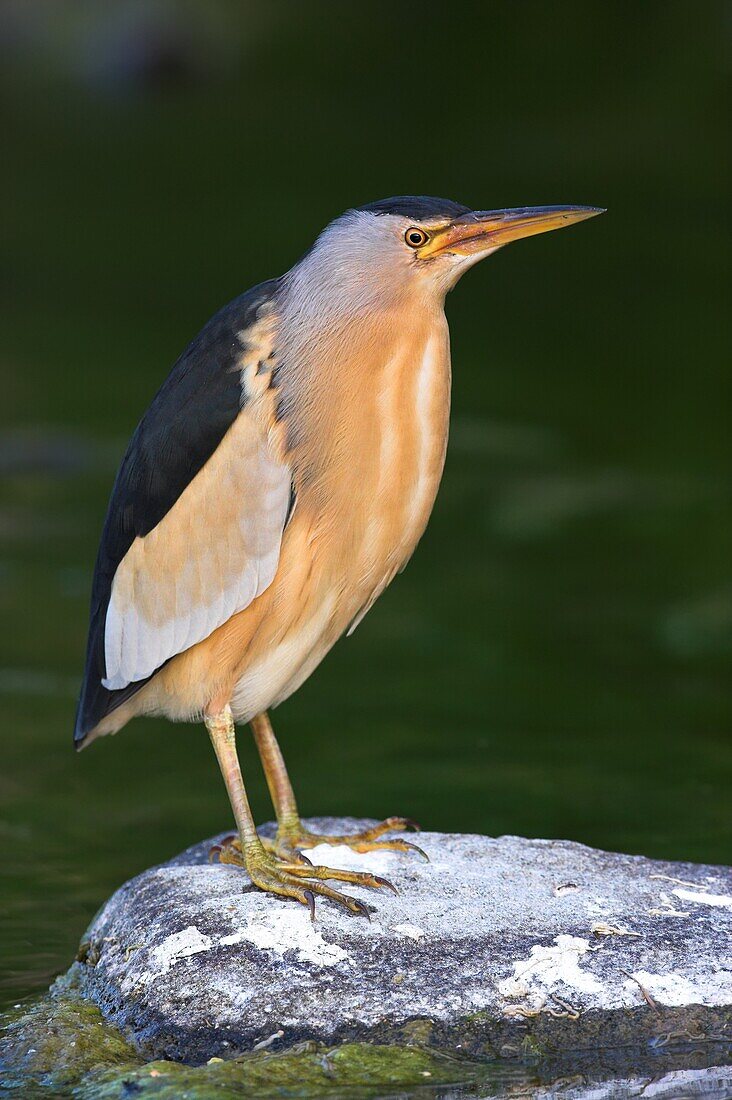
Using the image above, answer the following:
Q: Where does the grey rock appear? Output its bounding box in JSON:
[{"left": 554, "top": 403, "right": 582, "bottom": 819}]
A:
[{"left": 75, "top": 819, "right": 732, "bottom": 1068}]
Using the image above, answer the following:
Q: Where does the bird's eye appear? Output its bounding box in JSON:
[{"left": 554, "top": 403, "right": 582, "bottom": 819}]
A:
[{"left": 405, "top": 227, "right": 429, "bottom": 248}]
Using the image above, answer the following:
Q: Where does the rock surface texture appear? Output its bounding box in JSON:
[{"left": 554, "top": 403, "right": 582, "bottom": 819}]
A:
[{"left": 75, "top": 819, "right": 732, "bottom": 1067}]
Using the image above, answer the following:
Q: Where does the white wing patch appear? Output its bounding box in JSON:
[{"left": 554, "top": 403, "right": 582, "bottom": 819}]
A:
[{"left": 102, "top": 412, "right": 291, "bottom": 691}]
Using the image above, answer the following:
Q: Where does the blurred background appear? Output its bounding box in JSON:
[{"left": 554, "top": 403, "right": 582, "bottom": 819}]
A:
[{"left": 0, "top": 0, "right": 729, "bottom": 1009}]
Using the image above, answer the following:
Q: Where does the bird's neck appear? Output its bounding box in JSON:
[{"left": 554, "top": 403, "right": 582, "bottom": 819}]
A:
[{"left": 274, "top": 278, "right": 451, "bottom": 512}]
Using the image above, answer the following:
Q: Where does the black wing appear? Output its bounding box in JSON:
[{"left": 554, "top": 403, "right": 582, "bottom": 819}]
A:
[{"left": 74, "top": 279, "right": 279, "bottom": 747}]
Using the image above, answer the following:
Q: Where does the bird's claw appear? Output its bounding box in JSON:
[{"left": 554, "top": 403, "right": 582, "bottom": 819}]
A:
[
  {"left": 273, "top": 815, "right": 428, "bottom": 861},
  {"left": 210, "top": 835, "right": 396, "bottom": 918}
]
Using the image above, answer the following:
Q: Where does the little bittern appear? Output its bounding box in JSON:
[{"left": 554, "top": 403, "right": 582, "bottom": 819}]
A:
[{"left": 76, "top": 196, "right": 602, "bottom": 916}]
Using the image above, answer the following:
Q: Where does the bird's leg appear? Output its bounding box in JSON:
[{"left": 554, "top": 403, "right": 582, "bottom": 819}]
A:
[
  {"left": 205, "top": 705, "right": 396, "bottom": 917},
  {"left": 244, "top": 710, "right": 427, "bottom": 861}
]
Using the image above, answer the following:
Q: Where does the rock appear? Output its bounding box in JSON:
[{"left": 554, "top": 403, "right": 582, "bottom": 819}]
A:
[{"left": 74, "top": 819, "right": 732, "bottom": 1068}]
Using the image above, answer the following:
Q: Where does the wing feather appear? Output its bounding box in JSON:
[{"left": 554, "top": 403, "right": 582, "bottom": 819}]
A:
[
  {"left": 101, "top": 421, "right": 290, "bottom": 690},
  {"left": 75, "top": 279, "right": 287, "bottom": 744}
]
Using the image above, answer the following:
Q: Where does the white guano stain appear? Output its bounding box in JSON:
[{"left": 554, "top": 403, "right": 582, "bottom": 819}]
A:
[
  {"left": 630, "top": 969, "right": 732, "bottom": 1007},
  {"left": 220, "top": 910, "right": 349, "bottom": 967},
  {"left": 673, "top": 887, "right": 732, "bottom": 909},
  {"left": 498, "top": 935, "right": 603, "bottom": 1007},
  {"left": 301, "top": 842, "right": 398, "bottom": 879},
  {"left": 143, "top": 908, "right": 350, "bottom": 980},
  {"left": 149, "top": 926, "right": 213, "bottom": 974},
  {"left": 392, "top": 923, "right": 425, "bottom": 940}
]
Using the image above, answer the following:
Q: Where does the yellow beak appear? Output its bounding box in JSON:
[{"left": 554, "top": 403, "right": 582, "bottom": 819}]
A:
[{"left": 421, "top": 205, "right": 605, "bottom": 258}]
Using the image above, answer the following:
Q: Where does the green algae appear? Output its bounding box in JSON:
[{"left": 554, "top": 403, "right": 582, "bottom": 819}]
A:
[
  {"left": 395, "top": 1017, "right": 436, "bottom": 1047},
  {"left": 0, "top": 973, "right": 142, "bottom": 1096},
  {"left": 0, "top": 980, "right": 480, "bottom": 1099},
  {"left": 79, "top": 1044, "right": 475, "bottom": 1099}
]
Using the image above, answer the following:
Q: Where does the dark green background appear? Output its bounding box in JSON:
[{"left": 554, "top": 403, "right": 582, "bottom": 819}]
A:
[{"left": 1, "top": 1, "right": 729, "bottom": 1008}]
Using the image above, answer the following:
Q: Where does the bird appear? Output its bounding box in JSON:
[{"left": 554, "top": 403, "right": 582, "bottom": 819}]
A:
[{"left": 75, "top": 196, "right": 603, "bottom": 917}]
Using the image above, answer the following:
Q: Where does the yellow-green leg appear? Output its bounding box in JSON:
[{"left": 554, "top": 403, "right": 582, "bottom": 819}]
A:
[
  {"left": 205, "top": 706, "right": 395, "bottom": 918},
  {"left": 248, "top": 710, "right": 427, "bottom": 861}
]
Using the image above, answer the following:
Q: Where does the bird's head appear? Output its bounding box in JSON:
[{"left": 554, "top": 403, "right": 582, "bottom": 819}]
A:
[{"left": 291, "top": 196, "right": 604, "bottom": 313}]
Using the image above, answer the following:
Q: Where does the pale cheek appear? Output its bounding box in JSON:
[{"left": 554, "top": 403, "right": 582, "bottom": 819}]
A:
[{"left": 450, "top": 246, "right": 502, "bottom": 282}]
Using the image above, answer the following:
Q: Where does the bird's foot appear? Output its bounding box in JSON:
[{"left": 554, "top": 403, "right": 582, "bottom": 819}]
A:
[
  {"left": 271, "top": 815, "right": 429, "bottom": 862},
  {"left": 208, "top": 836, "right": 396, "bottom": 918}
]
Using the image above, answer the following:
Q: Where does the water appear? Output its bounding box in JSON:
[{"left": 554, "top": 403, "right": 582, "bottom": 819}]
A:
[{"left": 0, "top": 2, "right": 730, "bottom": 1094}]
